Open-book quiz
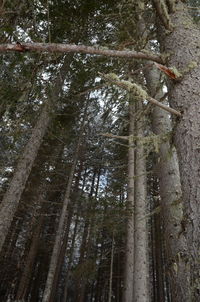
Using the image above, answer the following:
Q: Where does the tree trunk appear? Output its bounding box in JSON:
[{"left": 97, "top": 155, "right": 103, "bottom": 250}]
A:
[
  {"left": 42, "top": 104, "right": 87, "bottom": 302},
  {"left": 15, "top": 214, "right": 44, "bottom": 300},
  {"left": 0, "top": 55, "right": 72, "bottom": 254},
  {"left": 145, "top": 65, "right": 190, "bottom": 301},
  {"left": 134, "top": 101, "right": 149, "bottom": 302},
  {"left": 0, "top": 103, "right": 50, "bottom": 253},
  {"left": 62, "top": 207, "right": 80, "bottom": 302},
  {"left": 108, "top": 233, "right": 114, "bottom": 302},
  {"left": 123, "top": 99, "right": 135, "bottom": 302},
  {"left": 158, "top": 1, "right": 200, "bottom": 299}
]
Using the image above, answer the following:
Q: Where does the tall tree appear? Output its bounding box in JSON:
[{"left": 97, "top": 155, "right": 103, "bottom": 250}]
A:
[
  {"left": 154, "top": 0, "right": 200, "bottom": 299},
  {"left": 42, "top": 101, "right": 88, "bottom": 302},
  {"left": 0, "top": 103, "right": 50, "bottom": 253},
  {"left": 123, "top": 97, "right": 135, "bottom": 302},
  {"left": 134, "top": 100, "right": 149, "bottom": 302}
]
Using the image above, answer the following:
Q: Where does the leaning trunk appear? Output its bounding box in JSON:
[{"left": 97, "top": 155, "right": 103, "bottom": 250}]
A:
[{"left": 0, "top": 104, "right": 50, "bottom": 253}]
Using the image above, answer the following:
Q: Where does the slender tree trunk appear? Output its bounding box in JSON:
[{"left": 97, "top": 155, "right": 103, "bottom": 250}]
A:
[
  {"left": 75, "top": 170, "right": 97, "bottom": 302},
  {"left": 123, "top": 99, "right": 135, "bottom": 302},
  {"left": 157, "top": 1, "right": 200, "bottom": 299},
  {"left": 15, "top": 214, "right": 44, "bottom": 300},
  {"left": 108, "top": 233, "right": 114, "bottom": 302},
  {"left": 0, "top": 55, "right": 72, "bottom": 254},
  {"left": 154, "top": 208, "right": 165, "bottom": 301},
  {"left": 62, "top": 207, "right": 80, "bottom": 302},
  {"left": 134, "top": 101, "right": 149, "bottom": 302},
  {"left": 42, "top": 104, "right": 87, "bottom": 302},
  {"left": 48, "top": 207, "right": 72, "bottom": 302}
]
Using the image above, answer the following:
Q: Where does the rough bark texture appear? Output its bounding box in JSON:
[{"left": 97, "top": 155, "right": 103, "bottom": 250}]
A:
[
  {"left": 145, "top": 66, "right": 190, "bottom": 301},
  {"left": 0, "top": 104, "right": 50, "bottom": 253},
  {"left": 123, "top": 100, "right": 135, "bottom": 302},
  {"left": 134, "top": 101, "right": 149, "bottom": 302},
  {"left": 159, "top": 1, "right": 200, "bottom": 299}
]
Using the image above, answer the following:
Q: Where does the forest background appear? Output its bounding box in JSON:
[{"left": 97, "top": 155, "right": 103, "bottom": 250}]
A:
[{"left": 0, "top": 0, "right": 200, "bottom": 301}]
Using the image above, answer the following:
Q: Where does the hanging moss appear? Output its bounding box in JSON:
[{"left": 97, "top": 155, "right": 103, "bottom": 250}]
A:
[{"left": 122, "top": 80, "right": 148, "bottom": 99}]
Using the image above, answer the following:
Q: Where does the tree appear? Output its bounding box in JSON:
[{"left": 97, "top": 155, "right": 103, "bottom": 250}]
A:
[
  {"left": 153, "top": 1, "right": 200, "bottom": 299},
  {"left": 0, "top": 103, "right": 50, "bottom": 252}
]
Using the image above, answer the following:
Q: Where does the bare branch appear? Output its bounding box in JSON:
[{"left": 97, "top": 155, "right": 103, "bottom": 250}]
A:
[
  {"left": 100, "top": 73, "right": 181, "bottom": 117},
  {"left": 100, "top": 133, "right": 129, "bottom": 140},
  {"left": 0, "top": 42, "right": 163, "bottom": 63}
]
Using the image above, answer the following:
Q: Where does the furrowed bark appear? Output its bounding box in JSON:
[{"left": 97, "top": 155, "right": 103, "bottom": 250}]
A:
[{"left": 159, "top": 1, "right": 200, "bottom": 299}]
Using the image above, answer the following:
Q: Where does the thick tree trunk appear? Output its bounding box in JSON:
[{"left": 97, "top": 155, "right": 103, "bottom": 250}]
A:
[
  {"left": 123, "top": 100, "right": 135, "bottom": 302},
  {"left": 134, "top": 101, "right": 149, "bottom": 302},
  {"left": 159, "top": 2, "right": 200, "bottom": 299}
]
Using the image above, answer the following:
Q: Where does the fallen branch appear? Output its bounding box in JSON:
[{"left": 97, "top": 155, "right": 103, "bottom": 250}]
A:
[
  {"left": 100, "top": 73, "right": 181, "bottom": 117},
  {"left": 0, "top": 42, "right": 163, "bottom": 63}
]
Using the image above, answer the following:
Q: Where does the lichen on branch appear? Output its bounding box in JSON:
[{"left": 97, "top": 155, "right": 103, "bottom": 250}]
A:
[{"left": 100, "top": 72, "right": 181, "bottom": 117}]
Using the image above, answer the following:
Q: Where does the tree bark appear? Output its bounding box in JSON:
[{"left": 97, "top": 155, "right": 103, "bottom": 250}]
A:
[
  {"left": 145, "top": 66, "right": 190, "bottom": 301},
  {"left": 0, "top": 103, "right": 50, "bottom": 253},
  {"left": 134, "top": 101, "right": 149, "bottom": 302},
  {"left": 158, "top": 1, "right": 200, "bottom": 299},
  {"left": 123, "top": 99, "right": 135, "bottom": 302}
]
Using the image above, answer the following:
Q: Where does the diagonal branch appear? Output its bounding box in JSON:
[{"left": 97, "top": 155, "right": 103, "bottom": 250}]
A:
[
  {"left": 0, "top": 42, "right": 163, "bottom": 63},
  {"left": 100, "top": 73, "right": 181, "bottom": 117},
  {"left": 152, "top": 0, "right": 174, "bottom": 30}
]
